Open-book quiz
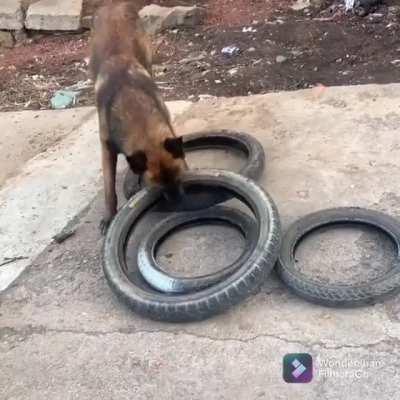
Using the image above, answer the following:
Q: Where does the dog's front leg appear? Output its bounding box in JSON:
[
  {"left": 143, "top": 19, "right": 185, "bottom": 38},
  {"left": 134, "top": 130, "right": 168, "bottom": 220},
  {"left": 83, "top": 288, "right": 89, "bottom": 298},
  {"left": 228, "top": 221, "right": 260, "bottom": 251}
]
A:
[{"left": 100, "top": 140, "right": 118, "bottom": 234}]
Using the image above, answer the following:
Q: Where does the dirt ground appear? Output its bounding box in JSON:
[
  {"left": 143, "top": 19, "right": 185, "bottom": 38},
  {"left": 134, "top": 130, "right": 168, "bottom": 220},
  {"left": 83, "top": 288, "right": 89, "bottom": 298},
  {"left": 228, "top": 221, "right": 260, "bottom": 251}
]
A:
[{"left": 0, "top": 0, "right": 399, "bottom": 111}]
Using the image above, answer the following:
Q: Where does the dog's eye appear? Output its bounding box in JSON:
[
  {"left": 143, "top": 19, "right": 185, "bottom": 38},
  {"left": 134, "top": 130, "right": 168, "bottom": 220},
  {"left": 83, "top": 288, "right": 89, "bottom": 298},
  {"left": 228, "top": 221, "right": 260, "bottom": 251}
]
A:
[
  {"left": 127, "top": 151, "right": 147, "bottom": 174},
  {"left": 164, "top": 137, "right": 184, "bottom": 159}
]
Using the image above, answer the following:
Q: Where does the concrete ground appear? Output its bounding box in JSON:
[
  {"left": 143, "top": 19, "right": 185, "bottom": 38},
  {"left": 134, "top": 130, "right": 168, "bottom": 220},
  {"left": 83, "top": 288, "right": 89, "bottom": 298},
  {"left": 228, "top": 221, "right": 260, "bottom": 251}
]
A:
[{"left": 1, "top": 84, "right": 400, "bottom": 399}]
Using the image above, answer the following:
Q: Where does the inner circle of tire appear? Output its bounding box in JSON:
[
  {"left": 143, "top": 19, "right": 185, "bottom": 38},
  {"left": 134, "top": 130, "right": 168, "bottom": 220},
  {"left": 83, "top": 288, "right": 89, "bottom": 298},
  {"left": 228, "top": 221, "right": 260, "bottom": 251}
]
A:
[
  {"left": 137, "top": 206, "right": 259, "bottom": 294},
  {"left": 277, "top": 207, "right": 400, "bottom": 307},
  {"left": 122, "top": 130, "right": 265, "bottom": 206},
  {"left": 103, "top": 169, "right": 281, "bottom": 322}
]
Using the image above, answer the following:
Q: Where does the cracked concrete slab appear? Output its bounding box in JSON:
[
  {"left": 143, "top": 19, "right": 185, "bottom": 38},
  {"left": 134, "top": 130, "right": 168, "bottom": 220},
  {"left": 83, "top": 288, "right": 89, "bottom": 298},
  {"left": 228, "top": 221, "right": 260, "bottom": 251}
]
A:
[
  {"left": 0, "top": 101, "right": 191, "bottom": 292},
  {"left": 0, "top": 107, "right": 93, "bottom": 187},
  {"left": 1, "top": 84, "right": 400, "bottom": 398}
]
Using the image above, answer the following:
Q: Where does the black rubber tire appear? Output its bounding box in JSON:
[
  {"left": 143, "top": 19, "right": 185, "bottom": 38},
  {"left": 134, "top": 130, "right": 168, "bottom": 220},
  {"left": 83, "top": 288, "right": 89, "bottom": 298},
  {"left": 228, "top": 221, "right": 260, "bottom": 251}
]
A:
[
  {"left": 277, "top": 207, "right": 400, "bottom": 307},
  {"left": 137, "top": 206, "right": 258, "bottom": 294},
  {"left": 104, "top": 169, "right": 281, "bottom": 322},
  {"left": 122, "top": 130, "right": 265, "bottom": 207}
]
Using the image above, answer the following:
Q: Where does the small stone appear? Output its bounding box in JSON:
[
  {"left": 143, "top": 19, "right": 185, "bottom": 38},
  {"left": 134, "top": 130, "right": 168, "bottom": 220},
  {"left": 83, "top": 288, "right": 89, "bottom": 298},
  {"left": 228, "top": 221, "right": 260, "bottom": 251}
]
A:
[
  {"left": 0, "top": 31, "right": 14, "bottom": 48},
  {"left": 247, "top": 47, "right": 256, "bottom": 52},
  {"left": 276, "top": 55, "right": 287, "bottom": 63},
  {"left": 388, "top": 6, "right": 400, "bottom": 17}
]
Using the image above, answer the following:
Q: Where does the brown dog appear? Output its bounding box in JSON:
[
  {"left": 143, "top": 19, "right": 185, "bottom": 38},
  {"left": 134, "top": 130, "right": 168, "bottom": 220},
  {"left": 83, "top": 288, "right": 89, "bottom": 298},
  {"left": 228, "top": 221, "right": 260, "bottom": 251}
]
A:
[{"left": 90, "top": 2, "right": 187, "bottom": 233}]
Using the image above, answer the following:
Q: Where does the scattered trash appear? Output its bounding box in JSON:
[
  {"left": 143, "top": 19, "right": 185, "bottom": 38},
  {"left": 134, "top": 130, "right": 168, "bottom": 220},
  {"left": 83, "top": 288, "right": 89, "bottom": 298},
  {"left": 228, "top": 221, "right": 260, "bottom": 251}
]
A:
[
  {"left": 290, "top": 49, "right": 303, "bottom": 57},
  {"left": 51, "top": 90, "right": 80, "bottom": 109},
  {"left": 276, "top": 55, "right": 288, "bottom": 63},
  {"left": 221, "top": 45, "right": 240, "bottom": 56},
  {"left": 228, "top": 67, "right": 238, "bottom": 76},
  {"left": 345, "top": 0, "right": 355, "bottom": 11},
  {"left": 351, "top": 0, "right": 383, "bottom": 16},
  {"left": 50, "top": 80, "right": 92, "bottom": 109},
  {"left": 53, "top": 229, "right": 76, "bottom": 244},
  {"left": 390, "top": 60, "right": 400, "bottom": 66},
  {"left": 242, "top": 26, "right": 257, "bottom": 33},
  {"left": 179, "top": 52, "right": 207, "bottom": 64},
  {"left": 198, "top": 94, "right": 215, "bottom": 101},
  {"left": 67, "top": 79, "right": 92, "bottom": 91},
  {"left": 247, "top": 47, "right": 256, "bottom": 52}
]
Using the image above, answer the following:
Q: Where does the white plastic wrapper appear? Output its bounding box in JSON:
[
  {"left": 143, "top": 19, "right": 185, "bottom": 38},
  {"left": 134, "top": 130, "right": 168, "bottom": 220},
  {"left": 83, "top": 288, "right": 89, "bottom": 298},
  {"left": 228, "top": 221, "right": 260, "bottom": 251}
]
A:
[{"left": 345, "top": 0, "right": 355, "bottom": 10}]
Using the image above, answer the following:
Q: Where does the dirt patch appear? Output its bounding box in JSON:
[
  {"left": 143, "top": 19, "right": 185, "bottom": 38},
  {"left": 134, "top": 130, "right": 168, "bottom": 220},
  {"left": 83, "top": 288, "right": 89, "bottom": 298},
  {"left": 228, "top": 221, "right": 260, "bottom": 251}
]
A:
[
  {"left": 206, "top": 0, "right": 293, "bottom": 26},
  {"left": 0, "top": 34, "right": 89, "bottom": 111},
  {"left": 157, "top": 12, "right": 400, "bottom": 100},
  {"left": 1, "top": 0, "right": 400, "bottom": 111}
]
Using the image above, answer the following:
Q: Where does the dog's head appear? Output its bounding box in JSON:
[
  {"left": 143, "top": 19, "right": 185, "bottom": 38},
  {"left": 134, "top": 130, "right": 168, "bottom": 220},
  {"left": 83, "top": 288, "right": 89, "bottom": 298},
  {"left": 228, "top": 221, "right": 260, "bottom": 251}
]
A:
[{"left": 128, "top": 136, "right": 187, "bottom": 199}]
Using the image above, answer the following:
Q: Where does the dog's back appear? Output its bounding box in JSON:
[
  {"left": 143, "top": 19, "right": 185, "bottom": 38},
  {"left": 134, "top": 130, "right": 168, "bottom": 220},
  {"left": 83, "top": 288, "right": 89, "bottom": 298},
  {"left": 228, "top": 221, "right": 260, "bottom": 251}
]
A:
[
  {"left": 90, "top": 2, "right": 152, "bottom": 80},
  {"left": 90, "top": 1, "right": 187, "bottom": 230}
]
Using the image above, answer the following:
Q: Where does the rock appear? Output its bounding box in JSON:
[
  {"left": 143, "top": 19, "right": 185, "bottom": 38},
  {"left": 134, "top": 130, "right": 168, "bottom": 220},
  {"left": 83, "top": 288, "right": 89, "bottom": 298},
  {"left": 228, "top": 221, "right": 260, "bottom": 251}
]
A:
[
  {"left": 0, "top": 0, "right": 24, "bottom": 30},
  {"left": 291, "top": 0, "right": 311, "bottom": 11},
  {"left": 139, "top": 5, "right": 204, "bottom": 35},
  {"left": 276, "top": 55, "right": 288, "bottom": 63},
  {"left": 0, "top": 30, "right": 14, "bottom": 48},
  {"left": 25, "top": 0, "right": 83, "bottom": 31},
  {"left": 388, "top": 6, "right": 400, "bottom": 18}
]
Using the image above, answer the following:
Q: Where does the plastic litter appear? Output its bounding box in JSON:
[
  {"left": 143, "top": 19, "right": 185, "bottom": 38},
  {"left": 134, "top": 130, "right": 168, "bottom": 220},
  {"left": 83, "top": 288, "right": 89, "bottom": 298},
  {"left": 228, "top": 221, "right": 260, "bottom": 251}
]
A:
[
  {"left": 242, "top": 27, "right": 257, "bottom": 33},
  {"left": 50, "top": 79, "right": 92, "bottom": 109},
  {"left": 221, "top": 46, "right": 240, "bottom": 56},
  {"left": 50, "top": 90, "right": 80, "bottom": 109},
  {"left": 345, "top": 0, "right": 355, "bottom": 10}
]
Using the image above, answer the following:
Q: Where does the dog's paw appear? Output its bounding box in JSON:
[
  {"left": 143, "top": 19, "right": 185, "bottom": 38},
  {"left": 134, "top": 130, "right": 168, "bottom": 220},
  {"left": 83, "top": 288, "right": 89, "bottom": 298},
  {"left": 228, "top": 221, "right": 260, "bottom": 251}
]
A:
[{"left": 99, "top": 218, "right": 111, "bottom": 235}]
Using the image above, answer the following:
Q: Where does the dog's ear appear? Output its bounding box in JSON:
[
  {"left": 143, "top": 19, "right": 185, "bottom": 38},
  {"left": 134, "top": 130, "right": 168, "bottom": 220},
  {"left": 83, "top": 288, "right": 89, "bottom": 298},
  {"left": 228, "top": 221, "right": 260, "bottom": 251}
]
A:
[
  {"left": 164, "top": 137, "right": 184, "bottom": 159},
  {"left": 127, "top": 151, "right": 147, "bottom": 174}
]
